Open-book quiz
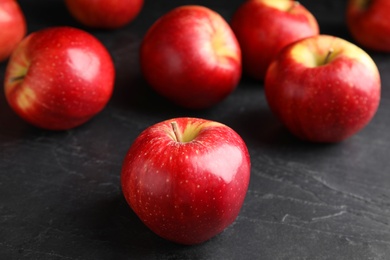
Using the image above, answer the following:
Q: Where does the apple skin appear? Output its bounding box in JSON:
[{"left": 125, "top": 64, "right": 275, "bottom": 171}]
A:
[
  {"left": 231, "top": 0, "right": 319, "bottom": 81},
  {"left": 140, "top": 5, "right": 242, "bottom": 109},
  {"left": 4, "top": 26, "right": 115, "bottom": 130},
  {"left": 264, "top": 35, "right": 381, "bottom": 143},
  {"left": 65, "top": 0, "right": 144, "bottom": 29},
  {"left": 347, "top": 0, "right": 390, "bottom": 52},
  {"left": 121, "top": 117, "right": 251, "bottom": 245},
  {"left": 0, "top": 0, "right": 27, "bottom": 62}
]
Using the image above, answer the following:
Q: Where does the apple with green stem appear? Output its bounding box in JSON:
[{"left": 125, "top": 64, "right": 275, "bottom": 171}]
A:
[
  {"left": 0, "top": 0, "right": 26, "bottom": 62},
  {"left": 121, "top": 117, "right": 251, "bottom": 245},
  {"left": 231, "top": 0, "right": 319, "bottom": 80},
  {"left": 347, "top": 0, "right": 390, "bottom": 52},
  {"left": 4, "top": 26, "right": 115, "bottom": 130},
  {"left": 265, "top": 35, "right": 381, "bottom": 142},
  {"left": 140, "top": 5, "right": 242, "bottom": 109}
]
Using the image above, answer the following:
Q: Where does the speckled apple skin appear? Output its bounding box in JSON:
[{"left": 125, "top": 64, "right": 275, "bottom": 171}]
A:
[
  {"left": 231, "top": 0, "right": 319, "bottom": 80},
  {"left": 265, "top": 35, "right": 381, "bottom": 143},
  {"left": 4, "top": 26, "right": 115, "bottom": 130},
  {"left": 121, "top": 117, "right": 251, "bottom": 245},
  {"left": 140, "top": 6, "right": 242, "bottom": 109}
]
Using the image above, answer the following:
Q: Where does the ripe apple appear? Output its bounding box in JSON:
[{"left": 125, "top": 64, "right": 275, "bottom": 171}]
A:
[
  {"left": 65, "top": 0, "right": 144, "bottom": 29},
  {"left": 346, "top": 0, "right": 390, "bottom": 52},
  {"left": 140, "top": 5, "right": 242, "bottom": 109},
  {"left": 231, "top": 0, "right": 319, "bottom": 81},
  {"left": 0, "top": 0, "right": 26, "bottom": 62},
  {"left": 264, "top": 35, "right": 381, "bottom": 143},
  {"left": 121, "top": 117, "right": 251, "bottom": 245},
  {"left": 4, "top": 26, "right": 115, "bottom": 130}
]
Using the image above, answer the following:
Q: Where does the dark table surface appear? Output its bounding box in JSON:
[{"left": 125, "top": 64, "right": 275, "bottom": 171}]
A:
[{"left": 1, "top": 0, "right": 390, "bottom": 259}]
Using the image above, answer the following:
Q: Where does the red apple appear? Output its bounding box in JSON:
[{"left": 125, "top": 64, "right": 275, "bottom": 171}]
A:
[
  {"left": 264, "top": 35, "right": 381, "bottom": 143},
  {"left": 4, "top": 26, "right": 115, "bottom": 130},
  {"left": 0, "top": 0, "right": 26, "bottom": 62},
  {"left": 140, "top": 5, "right": 242, "bottom": 109},
  {"left": 231, "top": 0, "right": 319, "bottom": 80},
  {"left": 121, "top": 117, "right": 251, "bottom": 245},
  {"left": 65, "top": 0, "right": 143, "bottom": 29},
  {"left": 347, "top": 0, "right": 390, "bottom": 52}
]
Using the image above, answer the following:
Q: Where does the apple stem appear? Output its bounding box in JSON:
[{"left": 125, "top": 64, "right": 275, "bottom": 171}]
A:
[
  {"left": 10, "top": 75, "right": 26, "bottom": 83},
  {"left": 171, "top": 121, "right": 182, "bottom": 143},
  {"left": 288, "top": 1, "right": 300, "bottom": 12},
  {"left": 324, "top": 48, "right": 334, "bottom": 64},
  {"left": 362, "top": 0, "right": 372, "bottom": 10}
]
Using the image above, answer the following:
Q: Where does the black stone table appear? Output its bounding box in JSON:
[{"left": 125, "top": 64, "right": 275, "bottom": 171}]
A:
[{"left": 1, "top": 0, "right": 389, "bottom": 259}]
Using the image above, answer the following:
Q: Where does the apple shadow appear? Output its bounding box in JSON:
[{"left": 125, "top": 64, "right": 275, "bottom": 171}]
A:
[
  {"left": 226, "top": 104, "right": 342, "bottom": 156},
  {"left": 238, "top": 74, "right": 265, "bottom": 90},
  {"left": 319, "top": 21, "right": 350, "bottom": 38},
  {"left": 18, "top": 0, "right": 79, "bottom": 32},
  {"left": 227, "top": 105, "right": 288, "bottom": 147},
  {"left": 64, "top": 194, "right": 208, "bottom": 258},
  {"left": 105, "top": 31, "right": 186, "bottom": 117},
  {"left": 110, "top": 71, "right": 200, "bottom": 119},
  {"left": 109, "top": 48, "right": 218, "bottom": 121}
]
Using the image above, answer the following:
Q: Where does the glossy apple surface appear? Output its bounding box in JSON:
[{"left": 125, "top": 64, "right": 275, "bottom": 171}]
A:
[
  {"left": 140, "top": 5, "right": 242, "bottom": 109},
  {"left": 231, "top": 0, "right": 319, "bottom": 80},
  {"left": 65, "top": 0, "right": 143, "bottom": 29},
  {"left": 121, "top": 117, "right": 251, "bottom": 245},
  {"left": 347, "top": 0, "right": 390, "bottom": 52},
  {"left": 0, "top": 0, "right": 26, "bottom": 62},
  {"left": 4, "top": 26, "right": 115, "bottom": 130},
  {"left": 265, "top": 35, "right": 381, "bottom": 142}
]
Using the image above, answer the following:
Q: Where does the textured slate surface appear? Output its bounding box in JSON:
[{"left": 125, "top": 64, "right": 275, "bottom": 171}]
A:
[{"left": 1, "top": 0, "right": 389, "bottom": 259}]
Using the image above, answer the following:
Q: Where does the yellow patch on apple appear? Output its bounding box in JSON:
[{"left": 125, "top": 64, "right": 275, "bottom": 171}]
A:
[
  {"left": 206, "top": 8, "right": 240, "bottom": 65},
  {"left": 258, "top": 0, "right": 295, "bottom": 11},
  {"left": 289, "top": 35, "right": 379, "bottom": 74},
  {"left": 16, "top": 87, "right": 36, "bottom": 111}
]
